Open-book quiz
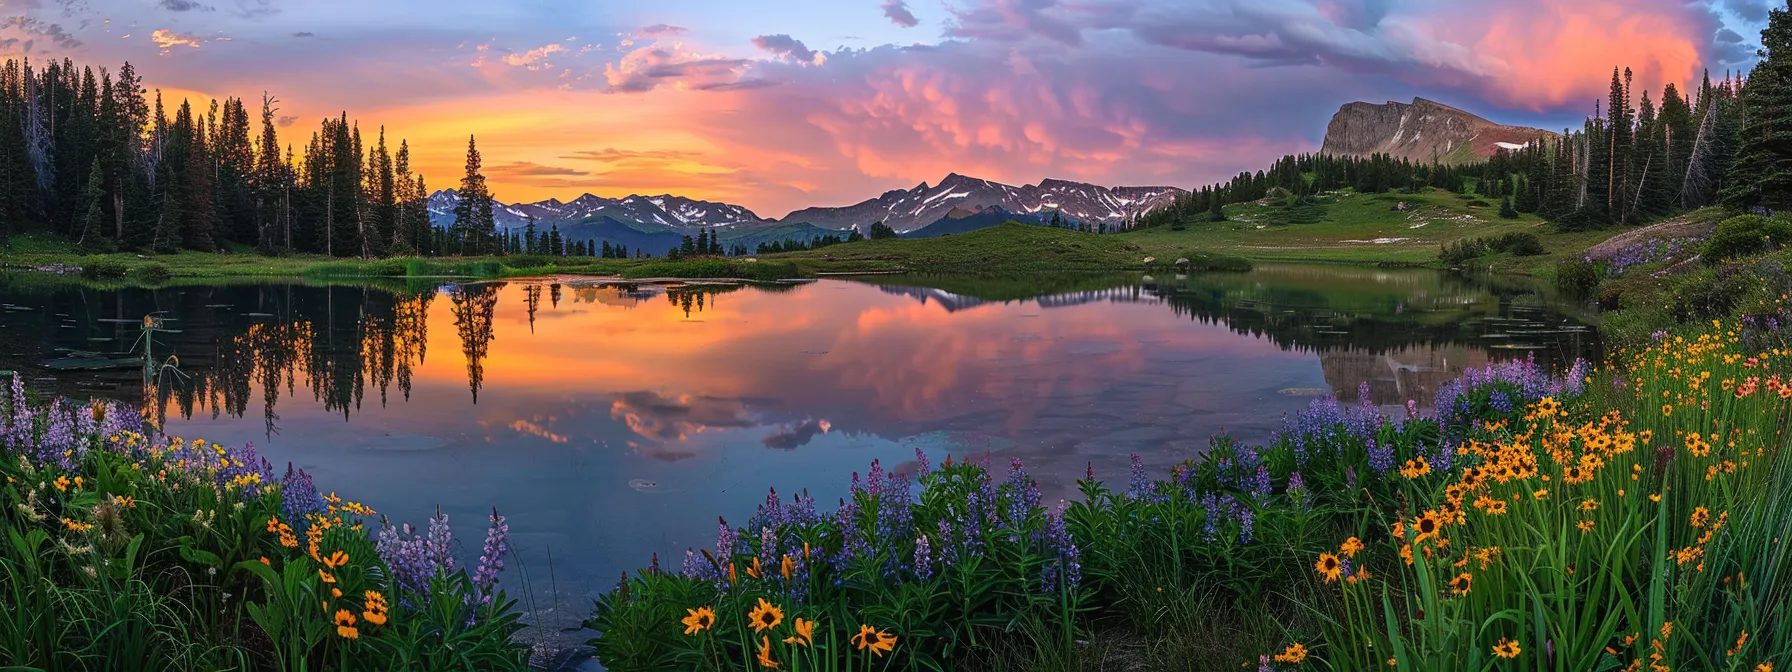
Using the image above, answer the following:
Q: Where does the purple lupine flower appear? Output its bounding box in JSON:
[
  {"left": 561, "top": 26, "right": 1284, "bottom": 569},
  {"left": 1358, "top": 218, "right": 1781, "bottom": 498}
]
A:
[
  {"left": 1406, "top": 399, "right": 1420, "bottom": 420},
  {"left": 470, "top": 508, "right": 510, "bottom": 606},
  {"left": 1258, "top": 655, "right": 1274, "bottom": 672},
  {"left": 1250, "top": 465, "right": 1271, "bottom": 501},
  {"left": 914, "top": 447, "right": 932, "bottom": 479},
  {"left": 1345, "top": 465, "right": 1358, "bottom": 492},
  {"left": 1125, "top": 453, "right": 1149, "bottom": 501},
  {"left": 1040, "top": 507, "right": 1080, "bottom": 592},
  {"left": 1366, "top": 438, "right": 1394, "bottom": 474},
  {"left": 866, "top": 459, "right": 885, "bottom": 496},
  {"left": 2, "top": 374, "right": 30, "bottom": 453},
  {"left": 936, "top": 517, "right": 956, "bottom": 567},
  {"left": 376, "top": 511, "right": 457, "bottom": 601},
  {"left": 876, "top": 474, "right": 916, "bottom": 578},
  {"left": 279, "top": 463, "right": 325, "bottom": 523},
  {"left": 715, "top": 517, "right": 738, "bottom": 560},
  {"left": 1489, "top": 390, "right": 1514, "bottom": 413},
  {"left": 1287, "top": 471, "right": 1305, "bottom": 493},
  {"left": 914, "top": 534, "right": 933, "bottom": 580}
]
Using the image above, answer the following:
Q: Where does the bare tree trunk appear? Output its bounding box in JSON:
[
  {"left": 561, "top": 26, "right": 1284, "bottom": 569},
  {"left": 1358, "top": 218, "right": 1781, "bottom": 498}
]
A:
[
  {"left": 113, "top": 191, "right": 124, "bottom": 239},
  {"left": 1627, "top": 154, "right": 1650, "bottom": 226},
  {"left": 1680, "top": 106, "right": 1717, "bottom": 209}
]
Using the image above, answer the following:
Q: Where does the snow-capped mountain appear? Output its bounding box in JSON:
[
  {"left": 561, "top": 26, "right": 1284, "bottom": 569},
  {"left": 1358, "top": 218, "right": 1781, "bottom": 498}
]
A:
[
  {"left": 427, "top": 190, "right": 761, "bottom": 233},
  {"left": 776, "top": 173, "right": 1188, "bottom": 233},
  {"left": 427, "top": 174, "right": 1185, "bottom": 236}
]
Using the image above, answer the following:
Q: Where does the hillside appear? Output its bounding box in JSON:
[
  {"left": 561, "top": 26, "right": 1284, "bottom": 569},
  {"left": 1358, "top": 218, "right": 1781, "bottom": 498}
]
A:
[
  {"left": 770, "top": 221, "right": 1246, "bottom": 274},
  {"left": 1320, "top": 97, "right": 1554, "bottom": 164}
]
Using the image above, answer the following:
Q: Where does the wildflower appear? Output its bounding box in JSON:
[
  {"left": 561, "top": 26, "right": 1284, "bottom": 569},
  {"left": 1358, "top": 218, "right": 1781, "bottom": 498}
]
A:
[
  {"left": 1756, "top": 663, "right": 1772, "bottom": 672},
  {"left": 259, "top": 557, "right": 271, "bottom": 566},
  {"left": 334, "top": 609, "right": 358, "bottom": 639},
  {"left": 756, "top": 635, "right": 779, "bottom": 669},
  {"left": 1533, "top": 489, "right": 1549, "bottom": 500},
  {"left": 1413, "top": 510, "right": 1443, "bottom": 541},
  {"left": 362, "top": 591, "right": 388, "bottom": 626},
  {"left": 54, "top": 475, "right": 70, "bottom": 492},
  {"left": 1492, "top": 637, "right": 1521, "bottom": 659},
  {"left": 1579, "top": 498, "right": 1600, "bottom": 512},
  {"left": 1273, "top": 643, "right": 1308, "bottom": 664},
  {"left": 1400, "top": 458, "right": 1431, "bottom": 479},
  {"left": 1449, "top": 572, "right": 1473, "bottom": 596},
  {"left": 748, "top": 598, "right": 784, "bottom": 633},
  {"left": 1692, "top": 507, "right": 1711, "bottom": 528},
  {"left": 1340, "top": 537, "right": 1364, "bottom": 558},
  {"left": 784, "top": 617, "right": 814, "bottom": 647},
  {"left": 1730, "top": 631, "right": 1749, "bottom": 656},
  {"left": 747, "top": 556, "right": 763, "bottom": 580},
  {"left": 681, "top": 606, "right": 716, "bottom": 635},
  {"left": 1662, "top": 404, "right": 1673, "bottom": 417},
  {"left": 319, "top": 569, "right": 337, "bottom": 584},
  {"left": 1315, "top": 553, "right": 1343, "bottom": 583},
  {"left": 62, "top": 518, "right": 94, "bottom": 533},
  {"left": 1578, "top": 520, "right": 1596, "bottom": 533},
  {"left": 322, "top": 550, "right": 349, "bottom": 569},
  {"left": 780, "top": 554, "right": 794, "bottom": 581},
  {"left": 1661, "top": 622, "right": 1673, "bottom": 639}
]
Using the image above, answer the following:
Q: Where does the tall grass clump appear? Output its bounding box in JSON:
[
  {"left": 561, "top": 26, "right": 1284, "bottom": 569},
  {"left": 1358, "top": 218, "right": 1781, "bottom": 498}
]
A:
[
  {"left": 587, "top": 314, "right": 1792, "bottom": 671},
  {"left": 0, "top": 376, "right": 530, "bottom": 670}
]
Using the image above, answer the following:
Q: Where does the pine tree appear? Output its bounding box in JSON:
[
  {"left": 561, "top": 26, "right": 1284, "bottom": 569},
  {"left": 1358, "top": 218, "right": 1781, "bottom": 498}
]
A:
[
  {"left": 1725, "top": 5, "right": 1792, "bottom": 212},
  {"left": 450, "top": 134, "right": 495, "bottom": 255}
]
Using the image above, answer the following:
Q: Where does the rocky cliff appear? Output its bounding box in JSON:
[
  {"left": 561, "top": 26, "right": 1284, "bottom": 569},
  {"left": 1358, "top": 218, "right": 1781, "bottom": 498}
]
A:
[{"left": 1320, "top": 97, "right": 1554, "bottom": 165}]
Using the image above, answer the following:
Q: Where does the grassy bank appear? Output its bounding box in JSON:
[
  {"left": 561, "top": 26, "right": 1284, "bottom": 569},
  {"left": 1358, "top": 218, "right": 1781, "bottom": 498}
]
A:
[
  {"left": 586, "top": 314, "right": 1792, "bottom": 671},
  {"left": 1115, "top": 187, "right": 1645, "bottom": 275},
  {"left": 770, "top": 222, "right": 1251, "bottom": 274}
]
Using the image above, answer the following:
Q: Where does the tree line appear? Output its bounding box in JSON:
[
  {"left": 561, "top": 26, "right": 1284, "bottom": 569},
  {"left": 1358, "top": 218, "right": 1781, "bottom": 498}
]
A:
[{"left": 0, "top": 57, "right": 471, "bottom": 256}]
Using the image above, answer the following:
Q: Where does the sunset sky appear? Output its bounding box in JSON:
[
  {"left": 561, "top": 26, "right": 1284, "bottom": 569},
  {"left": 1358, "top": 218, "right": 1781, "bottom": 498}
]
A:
[{"left": 0, "top": 0, "right": 1771, "bottom": 218}]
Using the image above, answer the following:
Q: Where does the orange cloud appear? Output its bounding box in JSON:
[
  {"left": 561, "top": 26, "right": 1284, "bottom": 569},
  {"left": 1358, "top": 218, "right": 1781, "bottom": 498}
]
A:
[{"left": 1418, "top": 0, "right": 1712, "bottom": 111}]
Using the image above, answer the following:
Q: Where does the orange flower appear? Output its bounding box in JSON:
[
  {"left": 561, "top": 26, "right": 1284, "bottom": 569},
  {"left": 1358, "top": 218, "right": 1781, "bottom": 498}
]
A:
[
  {"left": 681, "top": 606, "right": 716, "bottom": 635},
  {"left": 1273, "top": 643, "right": 1308, "bottom": 664},
  {"left": 1340, "top": 537, "right": 1364, "bottom": 558},
  {"left": 747, "top": 598, "right": 783, "bottom": 633},
  {"left": 334, "top": 609, "right": 358, "bottom": 639},
  {"left": 755, "top": 635, "right": 779, "bottom": 669},
  {"left": 362, "top": 591, "right": 389, "bottom": 626},
  {"left": 783, "top": 617, "right": 814, "bottom": 647},
  {"left": 1315, "top": 553, "right": 1343, "bottom": 583}
]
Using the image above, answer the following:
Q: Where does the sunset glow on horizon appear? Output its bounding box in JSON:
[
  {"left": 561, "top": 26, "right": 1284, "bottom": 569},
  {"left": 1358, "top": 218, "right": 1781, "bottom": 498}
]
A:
[{"left": 0, "top": 0, "right": 1768, "bottom": 217}]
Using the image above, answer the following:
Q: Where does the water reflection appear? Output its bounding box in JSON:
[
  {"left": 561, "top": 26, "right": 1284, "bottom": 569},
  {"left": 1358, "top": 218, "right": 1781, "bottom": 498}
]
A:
[{"left": 0, "top": 267, "right": 1596, "bottom": 617}]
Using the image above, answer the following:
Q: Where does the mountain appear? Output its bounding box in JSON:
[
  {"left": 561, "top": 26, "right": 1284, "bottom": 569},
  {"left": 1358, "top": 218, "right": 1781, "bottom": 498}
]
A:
[
  {"left": 777, "top": 173, "right": 1186, "bottom": 233},
  {"left": 427, "top": 190, "right": 761, "bottom": 234},
  {"left": 1319, "top": 97, "right": 1555, "bottom": 165},
  {"left": 902, "top": 206, "right": 1049, "bottom": 238}
]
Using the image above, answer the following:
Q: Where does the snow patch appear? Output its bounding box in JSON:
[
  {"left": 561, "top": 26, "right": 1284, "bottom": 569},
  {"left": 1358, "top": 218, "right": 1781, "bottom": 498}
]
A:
[
  {"left": 1341, "top": 237, "right": 1412, "bottom": 244},
  {"left": 1494, "top": 142, "right": 1528, "bottom": 150}
]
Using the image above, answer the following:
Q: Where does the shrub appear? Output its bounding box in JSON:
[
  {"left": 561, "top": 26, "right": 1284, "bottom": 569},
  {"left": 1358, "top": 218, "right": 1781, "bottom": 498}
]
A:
[
  {"left": 1703, "top": 214, "right": 1792, "bottom": 264},
  {"left": 80, "top": 260, "right": 129, "bottom": 279},
  {"left": 132, "top": 263, "right": 171, "bottom": 284},
  {"left": 1553, "top": 258, "right": 1602, "bottom": 295},
  {"left": 1439, "top": 233, "right": 1543, "bottom": 267}
]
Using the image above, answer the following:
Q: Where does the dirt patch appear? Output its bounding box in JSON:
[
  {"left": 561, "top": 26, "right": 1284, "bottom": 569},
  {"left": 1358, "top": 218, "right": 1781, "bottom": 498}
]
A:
[{"left": 1584, "top": 215, "right": 1717, "bottom": 260}]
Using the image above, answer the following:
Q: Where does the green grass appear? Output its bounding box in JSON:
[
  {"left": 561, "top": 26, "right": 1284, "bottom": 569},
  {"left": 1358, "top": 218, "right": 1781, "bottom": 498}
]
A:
[{"left": 770, "top": 222, "right": 1250, "bottom": 274}]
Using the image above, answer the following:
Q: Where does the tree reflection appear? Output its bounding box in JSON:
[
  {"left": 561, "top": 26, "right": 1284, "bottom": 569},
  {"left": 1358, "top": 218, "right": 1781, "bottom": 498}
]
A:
[{"left": 450, "top": 283, "right": 502, "bottom": 403}]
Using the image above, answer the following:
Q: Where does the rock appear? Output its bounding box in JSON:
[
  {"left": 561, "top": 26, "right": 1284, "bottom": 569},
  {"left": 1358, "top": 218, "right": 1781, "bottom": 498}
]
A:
[
  {"left": 1141, "top": 256, "right": 1156, "bottom": 264},
  {"left": 1174, "top": 257, "right": 1190, "bottom": 266},
  {"left": 1320, "top": 97, "right": 1554, "bottom": 165}
]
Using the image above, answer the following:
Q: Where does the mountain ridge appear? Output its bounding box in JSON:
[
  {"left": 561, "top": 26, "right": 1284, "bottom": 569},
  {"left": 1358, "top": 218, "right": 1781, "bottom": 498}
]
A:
[{"left": 1319, "top": 97, "right": 1555, "bottom": 165}]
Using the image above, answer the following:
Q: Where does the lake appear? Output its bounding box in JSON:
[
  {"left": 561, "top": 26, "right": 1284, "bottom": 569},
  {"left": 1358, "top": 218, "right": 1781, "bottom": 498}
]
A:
[{"left": 0, "top": 265, "right": 1597, "bottom": 632}]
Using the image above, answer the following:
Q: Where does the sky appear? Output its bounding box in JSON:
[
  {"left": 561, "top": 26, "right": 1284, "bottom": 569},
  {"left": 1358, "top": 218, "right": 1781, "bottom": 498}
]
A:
[{"left": 0, "top": 0, "right": 1774, "bottom": 219}]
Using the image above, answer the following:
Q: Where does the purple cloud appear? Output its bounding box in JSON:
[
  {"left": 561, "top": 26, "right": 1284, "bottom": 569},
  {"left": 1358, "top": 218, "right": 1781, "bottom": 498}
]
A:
[
  {"left": 158, "top": 0, "right": 212, "bottom": 11},
  {"left": 752, "top": 34, "right": 818, "bottom": 63},
  {"left": 637, "top": 24, "right": 688, "bottom": 38},
  {"left": 882, "top": 0, "right": 919, "bottom": 27}
]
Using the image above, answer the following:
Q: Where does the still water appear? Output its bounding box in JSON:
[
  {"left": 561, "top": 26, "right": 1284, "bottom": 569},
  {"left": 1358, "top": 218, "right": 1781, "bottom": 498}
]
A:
[{"left": 0, "top": 265, "right": 1596, "bottom": 623}]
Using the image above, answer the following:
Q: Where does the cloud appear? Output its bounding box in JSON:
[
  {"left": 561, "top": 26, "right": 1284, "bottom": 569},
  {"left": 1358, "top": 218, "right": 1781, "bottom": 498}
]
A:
[
  {"left": 151, "top": 28, "right": 204, "bottom": 53},
  {"left": 882, "top": 0, "right": 919, "bottom": 27},
  {"left": 636, "top": 24, "right": 687, "bottom": 38},
  {"left": 158, "top": 0, "right": 211, "bottom": 10},
  {"left": 486, "top": 161, "right": 588, "bottom": 177},
  {"left": 561, "top": 148, "right": 704, "bottom": 163},
  {"left": 608, "top": 391, "right": 756, "bottom": 444},
  {"left": 752, "top": 34, "right": 821, "bottom": 64},
  {"left": 501, "top": 42, "right": 565, "bottom": 70},
  {"left": 276, "top": 115, "right": 298, "bottom": 127},
  {"left": 3, "top": 16, "right": 82, "bottom": 50},
  {"left": 761, "top": 419, "right": 829, "bottom": 450},
  {"left": 1719, "top": 0, "right": 1773, "bottom": 22},
  {"left": 291, "top": 31, "right": 313, "bottom": 37},
  {"left": 602, "top": 44, "right": 758, "bottom": 93}
]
